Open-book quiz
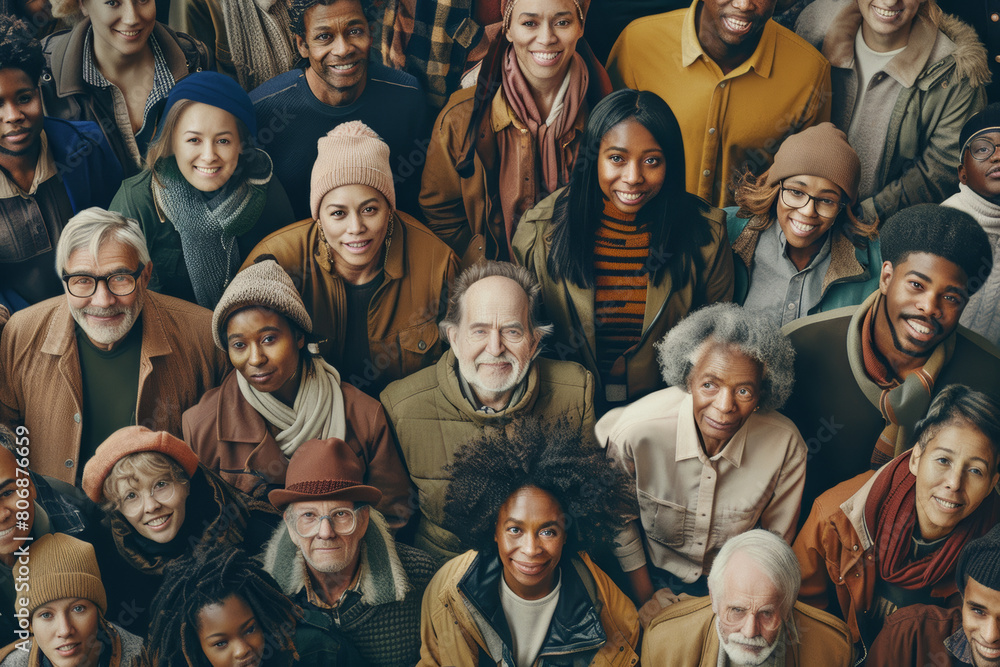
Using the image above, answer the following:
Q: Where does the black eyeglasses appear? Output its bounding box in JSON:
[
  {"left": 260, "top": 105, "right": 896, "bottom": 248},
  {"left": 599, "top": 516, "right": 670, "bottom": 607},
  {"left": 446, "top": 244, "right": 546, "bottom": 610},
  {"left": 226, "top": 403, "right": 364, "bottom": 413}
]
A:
[
  {"left": 779, "top": 182, "right": 846, "bottom": 218},
  {"left": 967, "top": 137, "right": 999, "bottom": 162},
  {"left": 61, "top": 263, "right": 145, "bottom": 298}
]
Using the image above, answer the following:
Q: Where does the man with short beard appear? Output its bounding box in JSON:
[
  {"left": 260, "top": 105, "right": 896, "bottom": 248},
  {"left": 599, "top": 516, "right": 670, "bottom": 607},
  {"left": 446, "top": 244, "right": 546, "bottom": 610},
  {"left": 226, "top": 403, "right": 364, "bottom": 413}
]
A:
[
  {"left": 643, "top": 530, "right": 853, "bottom": 666},
  {"left": 0, "top": 207, "right": 228, "bottom": 484},
  {"left": 380, "top": 260, "right": 595, "bottom": 560},
  {"left": 261, "top": 438, "right": 436, "bottom": 667},
  {"left": 781, "top": 204, "right": 1000, "bottom": 519}
]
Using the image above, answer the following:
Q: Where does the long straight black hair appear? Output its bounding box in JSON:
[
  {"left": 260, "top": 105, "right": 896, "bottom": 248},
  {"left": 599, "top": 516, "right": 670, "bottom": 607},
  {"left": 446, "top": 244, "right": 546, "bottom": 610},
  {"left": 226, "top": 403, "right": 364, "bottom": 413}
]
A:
[{"left": 548, "top": 88, "right": 711, "bottom": 289}]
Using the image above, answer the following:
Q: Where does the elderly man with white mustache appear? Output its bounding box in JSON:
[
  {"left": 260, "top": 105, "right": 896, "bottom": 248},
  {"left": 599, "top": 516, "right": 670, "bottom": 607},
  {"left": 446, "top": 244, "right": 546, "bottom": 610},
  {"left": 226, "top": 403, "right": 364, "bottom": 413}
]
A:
[
  {"left": 0, "top": 207, "right": 228, "bottom": 485},
  {"left": 643, "top": 530, "right": 854, "bottom": 666},
  {"left": 380, "top": 260, "right": 595, "bottom": 560}
]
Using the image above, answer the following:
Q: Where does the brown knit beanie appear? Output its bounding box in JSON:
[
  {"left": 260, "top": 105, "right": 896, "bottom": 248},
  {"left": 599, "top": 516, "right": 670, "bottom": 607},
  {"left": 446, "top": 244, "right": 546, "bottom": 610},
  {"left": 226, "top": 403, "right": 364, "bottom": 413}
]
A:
[
  {"left": 310, "top": 121, "right": 395, "bottom": 220},
  {"left": 212, "top": 258, "right": 313, "bottom": 351},
  {"left": 502, "top": 0, "right": 589, "bottom": 29},
  {"left": 82, "top": 426, "right": 200, "bottom": 503},
  {"left": 767, "top": 122, "right": 861, "bottom": 204},
  {"left": 22, "top": 533, "right": 107, "bottom": 619}
]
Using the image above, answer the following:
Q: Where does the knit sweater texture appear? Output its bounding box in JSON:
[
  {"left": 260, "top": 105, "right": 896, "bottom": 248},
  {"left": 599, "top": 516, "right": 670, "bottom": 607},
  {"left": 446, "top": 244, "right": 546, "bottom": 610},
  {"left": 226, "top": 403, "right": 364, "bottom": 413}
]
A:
[{"left": 942, "top": 183, "right": 1000, "bottom": 348}]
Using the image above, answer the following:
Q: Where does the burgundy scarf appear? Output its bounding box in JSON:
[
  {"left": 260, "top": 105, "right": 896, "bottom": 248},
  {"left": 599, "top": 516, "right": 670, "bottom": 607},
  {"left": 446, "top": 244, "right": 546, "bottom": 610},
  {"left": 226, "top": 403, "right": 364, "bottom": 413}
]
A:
[{"left": 865, "top": 450, "right": 997, "bottom": 589}]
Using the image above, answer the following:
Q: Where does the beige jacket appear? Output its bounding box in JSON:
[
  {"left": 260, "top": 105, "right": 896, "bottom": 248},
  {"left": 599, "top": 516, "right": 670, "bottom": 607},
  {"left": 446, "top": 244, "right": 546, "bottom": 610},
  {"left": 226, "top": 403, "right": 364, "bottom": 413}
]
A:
[{"left": 597, "top": 386, "right": 807, "bottom": 581}]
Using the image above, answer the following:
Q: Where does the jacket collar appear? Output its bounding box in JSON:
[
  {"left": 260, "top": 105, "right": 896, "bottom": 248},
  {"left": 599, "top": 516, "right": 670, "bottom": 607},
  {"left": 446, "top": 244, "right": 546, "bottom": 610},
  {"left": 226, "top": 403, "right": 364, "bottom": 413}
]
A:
[
  {"left": 489, "top": 84, "right": 588, "bottom": 140},
  {"left": 822, "top": 4, "right": 941, "bottom": 88},
  {"left": 436, "top": 348, "right": 541, "bottom": 424},
  {"left": 48, "top": 19, "right": 193, "bottom": 98},
  {"left": 732, "top": 218, "right": 870, "bottom": 295},
  {"left": 262, "top": 507, "right": 411, "bottom": 606},
  {"left": 39, "top": 290, "right": 173, "bottom": 359},
  {"left": 457, "top": 551, "right": 607, "bottom": 662},
  {"left": 674, "top": 389, "right": 748, "bottom": 467},
  {"left": 0, "top": 130, "right": 56, "bottom": 198},
  {"left": 680, "top": 0, "right": 778, "bottom": 79},
  {"left": 838, "top": 467, "right": 882, "bottom": 552}
]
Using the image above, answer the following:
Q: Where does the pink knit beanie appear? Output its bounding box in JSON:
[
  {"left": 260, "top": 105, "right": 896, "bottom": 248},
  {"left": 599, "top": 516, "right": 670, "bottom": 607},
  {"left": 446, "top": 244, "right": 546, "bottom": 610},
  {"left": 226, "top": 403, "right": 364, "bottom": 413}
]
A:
[{"left": 310, "top": 121, "right": 396, "bottom": 220}]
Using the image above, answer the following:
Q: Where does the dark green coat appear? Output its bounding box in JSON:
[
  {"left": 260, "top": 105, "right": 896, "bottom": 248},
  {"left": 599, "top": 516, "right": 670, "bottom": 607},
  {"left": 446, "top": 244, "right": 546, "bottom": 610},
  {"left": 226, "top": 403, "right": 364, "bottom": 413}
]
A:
[{"left": 109, "top": 166, "right": 294, "bottom": 304}]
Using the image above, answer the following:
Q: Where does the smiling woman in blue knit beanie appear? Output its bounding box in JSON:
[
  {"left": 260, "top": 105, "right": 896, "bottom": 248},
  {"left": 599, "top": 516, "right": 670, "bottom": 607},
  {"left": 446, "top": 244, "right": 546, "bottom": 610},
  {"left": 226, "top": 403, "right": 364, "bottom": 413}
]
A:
[{"left": 108, "top": 71, "right": 296, "bottom": 308}]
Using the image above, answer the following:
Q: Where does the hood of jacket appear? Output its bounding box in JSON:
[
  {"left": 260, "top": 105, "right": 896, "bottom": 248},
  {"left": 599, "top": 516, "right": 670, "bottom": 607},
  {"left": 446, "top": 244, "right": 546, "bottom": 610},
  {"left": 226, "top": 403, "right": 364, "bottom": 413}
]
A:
[
  {"left": 261, "top": 507, "right": 411, "bottom": 607},
  {"left": 815, "top": 1, "right": 989, "bottom": 89}
]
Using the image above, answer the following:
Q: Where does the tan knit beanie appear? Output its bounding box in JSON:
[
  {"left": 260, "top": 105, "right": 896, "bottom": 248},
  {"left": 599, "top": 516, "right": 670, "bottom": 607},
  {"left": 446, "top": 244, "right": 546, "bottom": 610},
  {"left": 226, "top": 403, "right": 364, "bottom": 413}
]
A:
[
  {"left": 767, "top": 122, "right": 861, "bottom": 204},
  {"left": 22, "top": 534, "right": 107, "bottom": 618},
  {"left": 212, "top": 258, "right": 312, "bottom": 350},
  {"left": 310, "top": 121, "right": 395, "bottom": 221}
]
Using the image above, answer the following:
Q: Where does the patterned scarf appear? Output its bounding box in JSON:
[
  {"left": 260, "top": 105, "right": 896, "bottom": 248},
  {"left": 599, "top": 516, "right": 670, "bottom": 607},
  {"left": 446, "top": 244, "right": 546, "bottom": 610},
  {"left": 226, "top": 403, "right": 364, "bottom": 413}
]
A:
[
  {"left": 865, "top": 450, "right": 997, "bottom": 589},
  {"left": 496, "top": 46, "right": 587, "bottom": 234},
  {"left": 221, "top": 0, "right": 297, "bottom": 90},
  {"left": 848, "top": 290, "right": 956, "bottom": 469},
  {"left": 152, "top": 149, "right": 271, "bottom": 308},
  {"left": 237, "top": 356, "right": 346, "bottom": 458}
]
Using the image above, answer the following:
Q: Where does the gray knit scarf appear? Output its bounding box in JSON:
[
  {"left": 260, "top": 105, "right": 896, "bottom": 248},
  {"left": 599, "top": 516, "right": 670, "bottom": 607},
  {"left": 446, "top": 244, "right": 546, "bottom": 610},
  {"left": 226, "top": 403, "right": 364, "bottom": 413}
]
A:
[
  {"left": 153, "top": 149, "right": 271, "bottom": 308},
  {"left": 222, "top": 0, "right": 296, "bottom": 90}
]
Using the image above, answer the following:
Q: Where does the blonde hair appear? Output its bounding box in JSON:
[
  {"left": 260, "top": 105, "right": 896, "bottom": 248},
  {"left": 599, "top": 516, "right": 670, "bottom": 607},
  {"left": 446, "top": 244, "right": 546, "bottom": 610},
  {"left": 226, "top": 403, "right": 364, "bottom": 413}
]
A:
[
  {"left": 733, "top": 168, "right": 878, "bottom": 243},
  {"left": 145, "top": 99, "right": 249, "bottom": 183},
  {"left": 102, "top": 451, "right": 189, "bottom": 513}
]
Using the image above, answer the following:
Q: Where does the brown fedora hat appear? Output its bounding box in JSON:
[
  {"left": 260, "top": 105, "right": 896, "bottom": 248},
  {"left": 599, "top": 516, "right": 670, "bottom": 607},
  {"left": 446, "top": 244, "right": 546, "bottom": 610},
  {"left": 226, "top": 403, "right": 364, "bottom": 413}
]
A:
[{"left": 268, "top": 438, "right": 382, "bottom": 510}]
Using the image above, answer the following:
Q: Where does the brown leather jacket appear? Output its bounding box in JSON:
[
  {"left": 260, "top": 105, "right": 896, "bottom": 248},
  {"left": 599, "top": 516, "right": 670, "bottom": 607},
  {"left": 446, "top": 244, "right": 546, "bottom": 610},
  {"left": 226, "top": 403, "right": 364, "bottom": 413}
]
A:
[
  {"left": 181, "top": 369, "right": 414, "bottom": 527},
  {"left": 793, "top": 467, "right": 972, "bottom": 649},
  {"left": 242, "top": 212, "right": 459, "bottom": 397}
]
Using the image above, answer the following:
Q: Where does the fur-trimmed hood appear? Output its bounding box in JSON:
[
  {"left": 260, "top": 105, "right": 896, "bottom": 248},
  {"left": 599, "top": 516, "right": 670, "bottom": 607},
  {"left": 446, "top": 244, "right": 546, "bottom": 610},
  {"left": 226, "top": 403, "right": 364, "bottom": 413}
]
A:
[
  {"left": 796, "top": 0, "right": 991, "bottom": 88},
  {"left": 261, "top": 507, "right": 411, "bottom": 606}
]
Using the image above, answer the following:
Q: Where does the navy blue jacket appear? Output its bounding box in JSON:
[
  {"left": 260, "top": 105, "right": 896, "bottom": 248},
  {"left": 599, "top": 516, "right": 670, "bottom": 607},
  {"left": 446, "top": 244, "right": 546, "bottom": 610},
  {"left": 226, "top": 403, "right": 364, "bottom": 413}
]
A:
[{"left": 45, "top": 116, "right": 123, "bottom": 212}]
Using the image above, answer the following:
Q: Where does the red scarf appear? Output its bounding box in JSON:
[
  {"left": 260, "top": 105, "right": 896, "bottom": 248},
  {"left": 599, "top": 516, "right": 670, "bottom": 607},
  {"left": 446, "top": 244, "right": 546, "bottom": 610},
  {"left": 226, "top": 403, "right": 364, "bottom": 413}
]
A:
[{"left": 865, "top": 450, "right": 998, "bottom": 589}]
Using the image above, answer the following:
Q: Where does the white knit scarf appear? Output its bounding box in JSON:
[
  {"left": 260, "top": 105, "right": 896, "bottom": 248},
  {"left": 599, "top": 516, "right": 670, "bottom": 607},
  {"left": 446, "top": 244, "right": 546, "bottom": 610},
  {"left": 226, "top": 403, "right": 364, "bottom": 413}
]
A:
[{"left": 237, "top": 356, "right": 346, "bottom": 457}]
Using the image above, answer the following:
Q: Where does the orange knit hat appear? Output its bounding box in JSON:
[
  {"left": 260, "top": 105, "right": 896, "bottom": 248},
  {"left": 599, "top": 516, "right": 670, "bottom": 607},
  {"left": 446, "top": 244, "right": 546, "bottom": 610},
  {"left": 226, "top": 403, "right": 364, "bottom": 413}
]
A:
[{"left": 81, "top": 426, "right": 200, "bottom": 503}]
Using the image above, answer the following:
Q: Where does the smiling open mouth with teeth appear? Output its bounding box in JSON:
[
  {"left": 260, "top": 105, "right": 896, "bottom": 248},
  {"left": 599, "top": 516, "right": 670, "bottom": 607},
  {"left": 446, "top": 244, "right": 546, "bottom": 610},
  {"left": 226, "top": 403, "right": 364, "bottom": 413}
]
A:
[
  {"left": 0, "top": 527, "right": 13, "bottom": 539},
  {"left": 331, "top": 62, "right": 358, "bottom": 70},
  {"left": 723, "top": 16, "right": 751, "bottom": 32},
  {"left": 146, "top": 515, "right": 171, "bottom": 527},
  {"left": 871, "top": 6, "right": 902, "bottom": 18},
  {"left": 934, "top": 496, "right": 962, "bottom": 509},
  {"left": 195, "top": 166, "right": 220, "bottom": 174}
]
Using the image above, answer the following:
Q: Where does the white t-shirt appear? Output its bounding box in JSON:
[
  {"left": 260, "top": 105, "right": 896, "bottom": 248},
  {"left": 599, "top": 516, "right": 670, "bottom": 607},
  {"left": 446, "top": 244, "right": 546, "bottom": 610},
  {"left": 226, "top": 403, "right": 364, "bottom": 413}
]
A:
[
  {"left": 849, "top": 29, "right": 905, "bottom": 137},
  {"left": 500, "top": 573, "right": 562, "bottom": 667}
]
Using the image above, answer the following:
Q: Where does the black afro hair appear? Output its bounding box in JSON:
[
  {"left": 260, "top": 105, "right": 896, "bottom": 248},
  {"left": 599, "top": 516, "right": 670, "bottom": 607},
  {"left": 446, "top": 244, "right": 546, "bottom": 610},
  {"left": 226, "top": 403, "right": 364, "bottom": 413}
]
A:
[
  {"left": 880, "top": 203, "right": 992, "bottom": 295},
  {"left": 442, "top": 416, "right": 636, "bottom": 554}
]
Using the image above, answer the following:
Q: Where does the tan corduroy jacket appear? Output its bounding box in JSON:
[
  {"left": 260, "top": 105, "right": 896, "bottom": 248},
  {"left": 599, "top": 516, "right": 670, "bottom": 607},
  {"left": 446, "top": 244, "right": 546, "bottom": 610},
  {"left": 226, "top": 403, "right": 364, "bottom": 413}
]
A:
[
  {"left": 0, "top": 292, "right": 228, "bottom": 482},
  {"left": 243, "top": 212, "right": 459, "bottom": 396}
]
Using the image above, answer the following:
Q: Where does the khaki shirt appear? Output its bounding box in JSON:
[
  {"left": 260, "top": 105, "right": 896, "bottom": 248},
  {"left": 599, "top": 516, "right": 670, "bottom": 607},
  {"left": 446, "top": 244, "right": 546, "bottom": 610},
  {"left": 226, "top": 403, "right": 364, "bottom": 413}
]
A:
[{"left": 597, "top": 386, "right": 807, "bottom": 582}]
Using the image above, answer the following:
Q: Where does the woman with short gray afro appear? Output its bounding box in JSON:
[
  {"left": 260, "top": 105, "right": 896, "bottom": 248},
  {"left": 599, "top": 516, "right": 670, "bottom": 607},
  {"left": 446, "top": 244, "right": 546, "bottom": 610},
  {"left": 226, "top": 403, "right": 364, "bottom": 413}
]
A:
[
  {"left": 596, "top": 302, "right": 807, "bottom": 610},
  {"left": 657, "top": 302, "right": 796, "bottom": 411}
]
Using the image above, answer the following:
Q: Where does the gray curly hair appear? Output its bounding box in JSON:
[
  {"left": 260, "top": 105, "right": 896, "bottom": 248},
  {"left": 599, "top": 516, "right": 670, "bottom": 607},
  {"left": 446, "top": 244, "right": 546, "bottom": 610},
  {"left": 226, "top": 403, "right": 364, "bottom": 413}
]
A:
[{"left": 656, "top": 303, "right": 795, "bottom": 412}]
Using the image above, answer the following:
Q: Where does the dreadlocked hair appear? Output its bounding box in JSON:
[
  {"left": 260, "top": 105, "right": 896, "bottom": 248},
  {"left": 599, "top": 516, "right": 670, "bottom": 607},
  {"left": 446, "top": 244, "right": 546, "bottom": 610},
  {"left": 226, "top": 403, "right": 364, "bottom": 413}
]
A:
[
  {"left": 142, "top": 545, "right": 300, "bottom": 667},
  {"left": 443, "top": 416, "right": 636, "bottom": 554},
  {"left": 0, "top": 14, "right": 44, "bottom": 83}
]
